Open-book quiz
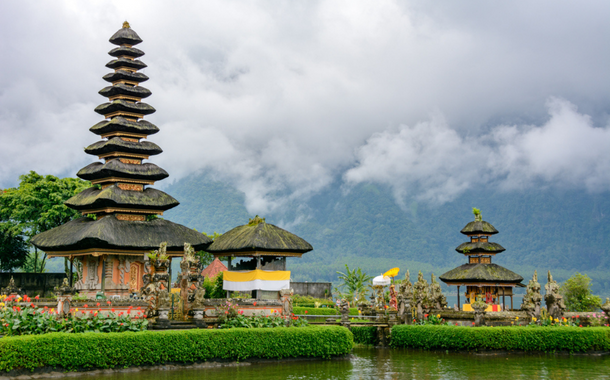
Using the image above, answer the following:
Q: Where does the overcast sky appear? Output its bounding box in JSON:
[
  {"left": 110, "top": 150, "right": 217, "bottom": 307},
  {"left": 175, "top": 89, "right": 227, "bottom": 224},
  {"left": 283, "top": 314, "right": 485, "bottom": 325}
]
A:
[{"left": 1, "top": 1, "right": 609, "bottom": 213}]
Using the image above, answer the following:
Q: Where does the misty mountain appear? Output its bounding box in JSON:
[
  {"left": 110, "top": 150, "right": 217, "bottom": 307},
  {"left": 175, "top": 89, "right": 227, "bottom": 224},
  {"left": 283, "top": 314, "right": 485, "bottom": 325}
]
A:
[{"left": 163, "top": 172, "right": 610, "bottom": 295}]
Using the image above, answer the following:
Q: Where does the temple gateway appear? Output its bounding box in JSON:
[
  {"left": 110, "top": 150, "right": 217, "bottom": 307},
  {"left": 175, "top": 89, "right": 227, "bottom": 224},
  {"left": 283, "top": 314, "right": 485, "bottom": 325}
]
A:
[
  {"left": 439, "top": 209, "right": 524, "bottom": 311},
  {"left": 30, "top": 23, "right": 212, "bottom": 297}
]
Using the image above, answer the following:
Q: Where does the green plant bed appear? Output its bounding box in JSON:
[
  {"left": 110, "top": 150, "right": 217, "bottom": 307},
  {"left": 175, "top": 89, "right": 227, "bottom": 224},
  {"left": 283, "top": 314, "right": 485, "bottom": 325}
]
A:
[
  {"left": 352, "top": 326, "right": 378, "bottom": 345},
  {"left": 390, "top": 325, "right": 610, "bottom": 352},
  {"left": 0, "top": 326, "right": 354, "bottom": 372},
  {"left": 293, "top": 307, "right": 359, "bottom": 316}
]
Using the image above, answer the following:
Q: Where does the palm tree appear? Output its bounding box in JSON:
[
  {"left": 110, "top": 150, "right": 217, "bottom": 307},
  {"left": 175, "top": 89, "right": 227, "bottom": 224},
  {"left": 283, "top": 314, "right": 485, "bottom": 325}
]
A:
[{"left": 336, "top": 264, "right": 373, "bottom": 303}]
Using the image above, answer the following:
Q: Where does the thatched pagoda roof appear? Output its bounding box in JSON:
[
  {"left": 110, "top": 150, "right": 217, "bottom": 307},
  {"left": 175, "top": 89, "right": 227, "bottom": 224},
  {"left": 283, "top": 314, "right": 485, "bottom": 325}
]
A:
[
  {"left": 105, "top": 58, "right": 147, "bottom": 70},
  {"left": 94, "top": 100, "right": 156, "bottom": 116},
  {"left": 99, "top": 84, "right": 152, "bottom": 99},
  {"left": 77, "top": 161, "right": 168, "bottom": 182},
  {"left": 90, "top": 117, "right": 159, "bottom": 136},
  {"left": 85, "top": 138, "right": 162, "bottom": 156},
  {"left": 109, "top": 23, "right": 142, "bottom": 46},
  {"left": 65, "top": 185, "right": 178, "bottom": 212},
  {"left": 103, "top": 70, "right": 148, "bottom": 84},
  {"left": 455, "top": 241, "right": 505, "bottom": 254},
  {"left": 206, "top": 216, "right": 313, "bottom": 255},
  {"left": 108, "top": 46, "right": 144, "bottom": 58},
  {"left": 439, "top": 263, "right": 523, "bottom": 284},
  {"left": 31, "top": 215, "right": 211, "bottom": 253},
  {"left": 460, "top": 220, "right": 499, "bottom": 235}
]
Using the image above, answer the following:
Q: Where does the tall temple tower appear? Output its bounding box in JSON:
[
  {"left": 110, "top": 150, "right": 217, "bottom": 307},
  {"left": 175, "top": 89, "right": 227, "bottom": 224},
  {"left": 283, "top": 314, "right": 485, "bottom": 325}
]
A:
[
  {"left": 439, "top": 210, "right": 523, "bottom": 311},
  {"left": 31, "top": 22, "right": 212, "bottom": 297}
]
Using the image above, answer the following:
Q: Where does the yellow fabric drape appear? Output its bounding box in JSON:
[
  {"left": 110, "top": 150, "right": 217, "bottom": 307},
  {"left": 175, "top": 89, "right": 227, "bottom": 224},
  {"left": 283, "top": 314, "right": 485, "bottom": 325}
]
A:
[{"left": 223, "top": 270, "right": 291, "bottom": 282}]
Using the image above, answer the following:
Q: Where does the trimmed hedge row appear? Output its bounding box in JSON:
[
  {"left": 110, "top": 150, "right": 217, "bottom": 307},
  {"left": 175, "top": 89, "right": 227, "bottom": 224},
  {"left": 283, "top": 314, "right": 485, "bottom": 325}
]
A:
[
  {"left": 391, "top": 325, "right": 610, "bottom": 352},
  {"left": 293, "top": 307, "right": 359, "bottom": 316},
  {"left": 351, "top": 326, "right": 378, "bottom": 345},
  {"left": 0, "top": 326, "right": 353, "bottom": 372}
]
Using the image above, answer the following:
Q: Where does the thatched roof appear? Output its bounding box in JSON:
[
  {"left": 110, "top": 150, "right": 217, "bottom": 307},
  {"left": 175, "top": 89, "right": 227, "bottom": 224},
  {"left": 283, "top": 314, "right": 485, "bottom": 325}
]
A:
[
  {"left": 108, "top": 46, "right": 144, "bottom": 58},
  {"left": 65, "top": 185, "right": 178, "bottom": 212},
  {"left": 206, "top": 216, "right": 313, "bottom": 254},
  {"left": 95, "top": 100, "right": 155, "bottom": 116},
  {"left": 455, "top": 241, "right": 505, "bottom": 254},
  {"left": 85, "top": 138, "right": 162, "bottom": 156},
  {"left": 439, "top": 263, "right": 523, "bottom": 284},
  {"left": 77, "top": 161, "right": 168, "bottom": 182},
  {"left": 90, "top": 117, "right": 159, "bottom": 136},
  {"left": 109, "top": 24, "right": 142, "bottom": 46},
  {"left": 105, "top": 58, "right": 147, "bottom": 70},
  {"left": 99, "top": 84, "right": 152, "bottom": 99},
  {"left": 31, "top": 215, "right": 211, "bottom": 253},
  {"left": 460, "top": 220, "right": 498, "bottom": 235},
  {"left": 103, "top": 70, "right": 148, "bottom": 84}
]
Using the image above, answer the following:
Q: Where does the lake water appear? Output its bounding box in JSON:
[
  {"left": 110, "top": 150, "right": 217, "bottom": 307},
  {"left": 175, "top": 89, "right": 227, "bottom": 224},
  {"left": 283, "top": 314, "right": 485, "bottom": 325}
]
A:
[{"left": 86, "top": 347, "right": 609, "bottom": 380}]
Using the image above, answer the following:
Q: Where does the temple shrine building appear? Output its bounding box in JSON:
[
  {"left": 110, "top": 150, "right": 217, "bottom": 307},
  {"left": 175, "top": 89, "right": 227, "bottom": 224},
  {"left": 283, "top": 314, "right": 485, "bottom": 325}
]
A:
[
  {"left": 206, "top": 216, "right": 312, "bottom": 299},
  {"left": 439, "top": 210, "right": 524, "bottom": 311},
  {"left": 31, "top": 23, "right": 211, "bottom": 297}
]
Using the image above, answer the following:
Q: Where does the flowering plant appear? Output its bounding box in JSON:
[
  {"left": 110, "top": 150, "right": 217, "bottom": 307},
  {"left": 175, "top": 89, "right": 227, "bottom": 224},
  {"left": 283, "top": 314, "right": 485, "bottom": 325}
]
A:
[
  {"left": 220, "top": 310, "right": 308, "bottom": 329},
  {"left": 413, "top": 313, "right": 448, "bottom": 326},
  {"left": 0, "top": 296, "right": 148, "bottom": 336}
]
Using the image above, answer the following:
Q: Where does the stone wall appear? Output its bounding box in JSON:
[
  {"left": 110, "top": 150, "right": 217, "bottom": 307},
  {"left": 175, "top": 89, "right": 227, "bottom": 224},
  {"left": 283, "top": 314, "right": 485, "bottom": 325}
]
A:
[
  {"left": 291, "top": 282, "right": 332, "bottom": 299},
  {"left": 0, "top": 273, "right": 67, "bottom": 296}
]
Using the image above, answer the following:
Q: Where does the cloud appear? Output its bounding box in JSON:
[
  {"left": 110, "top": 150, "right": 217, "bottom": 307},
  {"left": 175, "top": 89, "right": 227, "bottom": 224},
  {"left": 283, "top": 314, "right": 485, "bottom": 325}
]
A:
[
  {"left": 345, "top": 98, "right": 610, "bottom": 205},
  {"left": 0, "top": 1, "right": 609, "bottom": 213}
]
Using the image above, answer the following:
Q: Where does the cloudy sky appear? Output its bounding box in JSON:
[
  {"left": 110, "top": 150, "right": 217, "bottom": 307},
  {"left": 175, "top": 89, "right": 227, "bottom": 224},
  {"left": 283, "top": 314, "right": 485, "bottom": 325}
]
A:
[{"left": 1, "top": 1, "right": 609, "bottom": 213}]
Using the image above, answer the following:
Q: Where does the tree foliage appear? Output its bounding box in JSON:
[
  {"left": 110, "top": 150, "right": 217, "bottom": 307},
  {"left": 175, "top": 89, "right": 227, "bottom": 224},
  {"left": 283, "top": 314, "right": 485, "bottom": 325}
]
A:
[
  {"left": 0, "top": 225, "right": 28, "bottom": 272},
  {"left": 560, "top": 272, "right": 602, "bottom": 312},
  {"left": 0, "top": 171, "right": 90, "bottom": 272},
  {"left": 335, "top": 264, "right": 372, "bottom": 302}
]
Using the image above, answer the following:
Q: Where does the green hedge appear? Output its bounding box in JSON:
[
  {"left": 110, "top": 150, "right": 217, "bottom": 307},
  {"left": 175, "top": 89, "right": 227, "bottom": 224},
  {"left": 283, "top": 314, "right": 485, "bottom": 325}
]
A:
[
  {"left": 351, "top": 326, "right": 378, "bottom": 345},
  {"left": 391, "top": 325, "right": 610, "bottom": 352},
  {"left": 293, "top": 307, "right": 359, "bottom": 316},
  {"left": 0, "top": 326, "right": 353, "bottom": 372}
]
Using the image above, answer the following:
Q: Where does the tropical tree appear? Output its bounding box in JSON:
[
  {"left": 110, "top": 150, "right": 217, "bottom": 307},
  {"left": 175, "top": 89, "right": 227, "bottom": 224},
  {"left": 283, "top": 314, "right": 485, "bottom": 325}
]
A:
[
  {"left": 335, "top": 264, "right": 373, "bottom": 303},
  {"left": 0, "top": 225, "right": 28, "bottom": 271},
  {"left": 560, "top": 272, "right": 602, "bottom": 312},
  {"left": 0, "top": 171, "right": 90, "bottom": 272}
]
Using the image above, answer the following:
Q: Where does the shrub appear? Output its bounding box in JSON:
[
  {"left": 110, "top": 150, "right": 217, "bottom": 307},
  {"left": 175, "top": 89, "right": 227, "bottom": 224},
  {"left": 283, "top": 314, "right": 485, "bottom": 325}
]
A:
[
  {"left": 560, "top": 273, "right": 602, "bottom": 312},
  {"left": 351, "top": 325, "right": 378, "bottom": 345},
  {"left": 390, "top": 325, "right": 610, "bottom": 352},
  {"left": 221, "top": 312, "right": 308, "bottom": 328},
  {"left": 0, "top": 326, "right": 354, "bottom": 372}
]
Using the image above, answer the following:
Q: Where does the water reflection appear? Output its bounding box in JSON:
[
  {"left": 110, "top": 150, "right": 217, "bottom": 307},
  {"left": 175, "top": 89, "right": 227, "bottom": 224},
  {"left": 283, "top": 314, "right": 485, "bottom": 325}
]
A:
[{"left": 87, "top": 347, "right": 610, "bottom": 380}]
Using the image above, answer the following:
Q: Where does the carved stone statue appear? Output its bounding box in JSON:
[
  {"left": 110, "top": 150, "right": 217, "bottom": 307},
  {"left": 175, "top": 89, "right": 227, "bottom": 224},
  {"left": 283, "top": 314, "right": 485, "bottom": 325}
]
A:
[
  {"left": 413, "top": 271, "right": 429, "bottom": 320},
  {"left": 471, "top": 294, "right": 487, "bottom": 327},
  {"left": 191, "top": 288, "right": 206, "bottom": 309},
  {"left": 373, "top": 285, "right": 385, "bottom": 310},
  {"left": 544, "top": 270, "right": 565, "bottom": 320},
  {"left": 429, "top": 273, "right": 447, "bottom": 310},
  {"left": 389, "top": 284, "right": 398, "bottom": 310},
  {"left": 398, "top": 270, "right": 413, "bottom": 323},
  {"left": 157, "top": 288, "right": 171, "bottom": 309},
  {"left": 2, "top": 276, "right": 22, "bottom": 296},
  {"left": 340, "top": 298, "right": 350, "bottom": 323},
  {"left": 280, "top": 288, "right": 294, "bottom": 315},
  {"left": 521, "top": 270, "right": 542, "bottom": 320}
]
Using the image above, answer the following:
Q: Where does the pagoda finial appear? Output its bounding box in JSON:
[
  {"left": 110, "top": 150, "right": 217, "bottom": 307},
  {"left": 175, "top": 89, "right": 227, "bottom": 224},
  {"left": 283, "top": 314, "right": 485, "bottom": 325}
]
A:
[
  {"left": 472, "top": 207, "right": 482, "bottom": 222},
  {"left": 123, "top": 21, "right": 130, "bottom": 29},
  {"left": 248, "top": 215, "right": 266, "bottom": 226}
]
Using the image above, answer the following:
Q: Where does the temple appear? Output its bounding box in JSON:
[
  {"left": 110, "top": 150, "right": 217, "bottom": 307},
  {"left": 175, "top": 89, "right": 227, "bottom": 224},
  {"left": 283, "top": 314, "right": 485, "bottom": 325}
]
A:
[
  {"left": 439, "top": 209, "right": 524, "bottom": 311},
  {"left": 206, "top": 216, "right": 312, "bottom": 299},
  {"left": 31, "top": 22, "right": 211, "bottom": 297}
]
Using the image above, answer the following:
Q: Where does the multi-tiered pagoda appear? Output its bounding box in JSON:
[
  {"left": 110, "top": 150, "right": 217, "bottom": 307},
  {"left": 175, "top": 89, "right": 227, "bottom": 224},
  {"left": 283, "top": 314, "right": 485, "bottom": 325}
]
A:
[
  {"left": 439, "top": 210, "right": 523, "bottom": 311},
  {"left": 31, "top": 22, "right": 211, "bottom": 297}
]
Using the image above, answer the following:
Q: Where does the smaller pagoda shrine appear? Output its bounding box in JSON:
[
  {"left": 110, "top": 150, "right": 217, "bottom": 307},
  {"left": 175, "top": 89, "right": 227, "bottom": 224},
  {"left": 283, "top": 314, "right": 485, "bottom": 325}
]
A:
[
  {"left": 205, "top": 216, "right": 313, "bottom": 299},
  {"left": 439, "top": 209, "right": 524, "bottom": 311}
]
